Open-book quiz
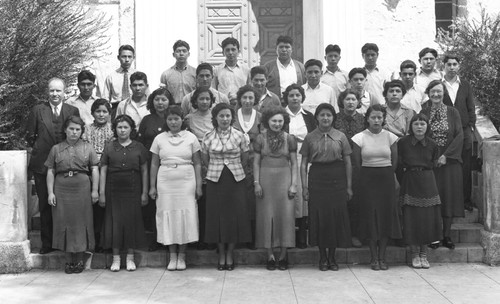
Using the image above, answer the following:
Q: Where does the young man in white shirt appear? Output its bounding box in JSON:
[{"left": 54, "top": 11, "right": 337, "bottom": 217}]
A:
[
  {"left": 301, "top": 59, "right": 337, "bottom": 114},
  {"left": 66, "top": 70, "right": 98, "bottom": 125},
  {"left": 361, "top": 43, "right": 391, "bottom": 104},
  {"left": 102, "top": 45, "right": 136, "bottom": 108},
  {"left": 321, "top": 44, "right": 349, "bottom": 99},
  {"left": 399, "top": 60, "right": 426, "bottom": 113},
  {"left": 348, "top": 68, "right": 382, "bottom": 115},
  {"left": 414, "top": 47, "right": 442, "bottom": 93},
  {"left": 116, "top": 71, "right": 149, "bottom": 129}
]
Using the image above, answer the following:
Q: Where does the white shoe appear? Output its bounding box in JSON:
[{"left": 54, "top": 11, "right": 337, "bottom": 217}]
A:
[
  {"left": 126, "top": 254, "right": 136, "bottom": 271},
  {"left": 177, "top": 253, "right": 186, "bottom": 271},
  {"left": 110, "top": 255, "right": 120, "bottom": 272},
  {"left": 411, "top": 256, "right": 422, "bottom": 269},
  {"left": 168, "top": 253, "right": 177, "bottom": 271},
  {"left": 420, "top": 256, "right": 430, "bottom": 269}
]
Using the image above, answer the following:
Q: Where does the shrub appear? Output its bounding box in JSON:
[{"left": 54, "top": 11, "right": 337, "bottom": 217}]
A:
[
  {"left": 436, "top": 8, "right": 500, "bottom": 129},
  {"left": 0, "top": 0, "right": 109, "bottom": 150}
]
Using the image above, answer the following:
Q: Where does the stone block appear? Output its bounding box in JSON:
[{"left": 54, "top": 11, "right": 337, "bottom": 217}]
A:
[
  {"left": 0, "top": 240, "right": 32, "bottom": 273},
  {"left": 482, "top": 140, "right": 500, "bottom": 234},
  {"left": 453, "top": 208, "right": 479, "bottom": 224},
  {"left": 427, "top": 245, "right": 468, "bottom": 263},
  {"left": 481, "top": 229, "right": 500, "bottom": 265},
  {"left": 467, "top": 244, "right": 485, "bottom": 262}
]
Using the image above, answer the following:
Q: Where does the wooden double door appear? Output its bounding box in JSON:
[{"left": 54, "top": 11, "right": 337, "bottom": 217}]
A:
[{"left": 198, "top": 0, "right": 303, "bottom": 67}]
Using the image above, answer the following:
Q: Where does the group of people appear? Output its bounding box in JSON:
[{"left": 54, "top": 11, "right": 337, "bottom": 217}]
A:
[{"left": 26, "top": 35, "right": 476, "bottom": 274}]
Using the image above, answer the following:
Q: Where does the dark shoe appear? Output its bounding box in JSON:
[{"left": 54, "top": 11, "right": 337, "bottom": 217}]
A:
[
  {"left": 73, "top": 261, "right": 84, "bottom": 274},
  {"left": 65, "top": 263, "right": 74, "bottom": 274},
  {"left": 95, "top": 246, "right": 104, "bottom": 254},
  {"left": 379, "top": 260, "right": 388, "bottom": 271},
  {"left": 40, "top": 247, "right": 55, "bottom": 254},
  {"left": 296, "top": 242, "right": 307, "bottom": 249},
  {"left": 428, "top": 242, "right": 440, "bottom": 249},
  {"left": 197, "top": 242, "right": 208, "bottom": 250},
  {"left": 442, "top": 237, "right": 455, "bottom": 249},
  {"left": 370, "top": 260, "right": 380, "bottom": 271},
  {"left": 278, "top": 259, "right": 288, "bottom": 271},
  {"left": 464, "top": 204, "right": 474, "bottom": 212},
  {"left": 226, "top": 263, "right": 235, "bottom": 271},
  {"left": 329, "top": 261, "right": 339, "bottom": 271},
  {"left": 266, "top": 258, "right": 276, "bottom": 271},
  {"left": 206, "top": 244, "right": 217, "bottom": 251},
  {"left": 217, "top": 263, "right": 226, "bottom": 271},
  {"left": 148, "top": 242, "right": 160, "bottom": 252},
  {"left": 319, "top": 259, "right": 329, "bottom": 271},
  {"left": 246, "top": 242, "right": 257, "bottom": 250}
]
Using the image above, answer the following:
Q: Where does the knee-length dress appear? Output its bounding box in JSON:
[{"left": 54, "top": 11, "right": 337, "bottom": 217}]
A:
[
  {"left": 300, "top": 128, "right": 352, "bottom": 248},
  {"left": 201, "top": 127, "right": 252, "bottom": 243},
  {"left": 254, "top": 131, "right": 297, "bottom": 248},
  {"left": 150, "top": 130, "right": 200, "bottom": 245},
  {"left": 101, "top": 140, "right": 148, "bottom": 249},
  {"left": 421, "top": 103, "right": 465, "bottom": 218},
  {"left": 398, "top": 135, "right": 443, "bottom": 245},
  {"left": 352, "top": 129, "right": 402, "bottom": 241},
  {"left": 44, "top": 139, "right": 99, "bottom": 252}
]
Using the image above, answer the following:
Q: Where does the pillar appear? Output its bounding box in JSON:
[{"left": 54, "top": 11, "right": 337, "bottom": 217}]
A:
[{"left": 0, "top": 151, "right": 31, "bottom": 273}]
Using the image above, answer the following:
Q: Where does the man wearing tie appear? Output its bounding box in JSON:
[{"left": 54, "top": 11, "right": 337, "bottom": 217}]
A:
[
  {"left": 26, "top": 78, "right": 80, "bottom": 254},
  {"left": 102, "top": 45, "right": 136, "bottom": 109}
]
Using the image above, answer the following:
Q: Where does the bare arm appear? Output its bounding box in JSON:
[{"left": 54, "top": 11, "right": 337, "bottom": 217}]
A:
[
  {"left": 140, "top": 162, "right": 149, "bottom": 206},
  {"left": 344, "top": 155, "right": 353, "bottom": 201},
  {"left": 390, "top": 142, "right": 398, "bottom": 171},
  {"left": 90, "top": 166, "right": 99, "bottom": 204},
  {"left": 253, "top": 152, "right": 262, "bottom": 198},
  {"left": 149, "top": 154, "right": 160, "bottom": 200},
  {"left": 99, "top": 165, "right": 107, "bottom": 207},
  {"left": 46, "top": 168, "right": 56, "bottom": 206},
  {"left": 288, "top": 152, "right": 298, "bottom": 199},
  {"left": 300, "top": 156, "right": 309, "bottom": 201},
  {"left": 193, "top": 151, "right": 203, "bottom": 199}
]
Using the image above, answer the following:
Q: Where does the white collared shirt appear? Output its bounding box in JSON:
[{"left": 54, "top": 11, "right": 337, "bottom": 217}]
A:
[
  {"left": 357, "top": 90, "right": 372, "bottom": 115},
  {"left": 301, "top": 82, "right": 338, "bottom": 114},
  {"left": 364, "top": 66, "right": 391, "bottom": 105},
  {"left": 414, "top": 68, "right": 442, "bottom": 93},
  {"left": 49, "top": 102, "right": 62, "bottom": 116},
  {"left": 443, "top": 76, "right": 461, "bottom": 105},
  {"left": 277, "top": 59, "right": 297, "bottom": 94},
  {"left": 66, "top": 95, "right": 97, "bottom": 125},
  {"left": 321, "top": 67, "right": 349, "bottom": 98},
  {"left": 286, "top": 106, "right": 308, "bottom": 142},
  {"left": 401, "top": 86, "right": 426, "bottom": 113},
  {"left": 213, "top": 61, "right": 250, "bottom": 99},
  {"left": 116, "top": 96, "right": 149, "bottom": 129}
]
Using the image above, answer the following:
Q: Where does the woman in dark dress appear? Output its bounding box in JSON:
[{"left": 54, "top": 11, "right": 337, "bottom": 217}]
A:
[
  {"left": 300, "top": 103, "right": 352, "bottom": 271},
  {"left": 398, "top": 113, "right": 442, "bottom": 269},
  {"left": 100, "top": 115, "right": 149, "bottom": 272},
  {"left": 351, "top": 104, "right": 402, "bottom": 271},
  {"left": 201, "top": 103, "right": 251, "bottom": 270},
  {"left": 138, "top": 87, "right": 175, "bottom": 251},
  {"left": 45, "top": 116, "right": 100, "bottom": 274},
  {"left": 421, "top": 80, "right": 464, "bottom": 250}
]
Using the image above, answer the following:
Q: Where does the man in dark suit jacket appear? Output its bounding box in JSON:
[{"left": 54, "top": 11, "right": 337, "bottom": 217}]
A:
[
  {"left": 442, "top": 54, "right": 476, "bottom": 211},
  {"left": 263, "top": 35, "right": 306, "bottom": 99},
  {"left": 26, "top": 78, "right": 80, "bottom": 254}
]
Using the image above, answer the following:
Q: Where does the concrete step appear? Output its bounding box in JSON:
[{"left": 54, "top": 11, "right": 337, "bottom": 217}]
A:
[
  {"left": 452, "top": 208, "right": 479, "bottom": 224},
  {"left": 29, "top": 243, "right": 484, "bottom": 270}
]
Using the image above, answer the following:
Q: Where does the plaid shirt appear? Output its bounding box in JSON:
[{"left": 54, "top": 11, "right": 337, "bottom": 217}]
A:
[{"left": 201, "top": 127, "right": 249, "bottom": 182}]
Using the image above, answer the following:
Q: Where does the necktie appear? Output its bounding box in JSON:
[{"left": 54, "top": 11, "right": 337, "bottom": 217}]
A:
[
  {"left": 122, "top": 70, "right": 130, "bottom": 100},
  {"left": 53, "top": 105, "right": 59, "bottom": 118}
]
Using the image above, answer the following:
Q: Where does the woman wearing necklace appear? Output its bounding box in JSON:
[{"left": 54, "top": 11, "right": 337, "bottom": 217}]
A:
[
  {"left": 254, "top": 106, "right": 297, "bottom": 270},
  {"left": 149, "top": 106, "right": 202, "bottom": 270},
  {"left": 233, "top": 85, "right": 262, "bottom": 249},
  {"left": 82, "top": 99, "right": 114, "bottom": 253},
  {"left": 201, "top": 103, "right": 251, "bottom": 270},
  {"left": 45, "top": 116, "right": 100, "bottom": 274},
  {"left": 100, "top": 115, "right": 149, "bottom": 272},
  {"left": 137, "top": 87, "right": 175, "bottom": 251},
  {"left": 421, "top": 80, "right": 464, "bottom": 250},
  {"left": 282, "top": 84, "right": 316, "bottom": 249},
  {"left": 352, "top": 104, "right": 402, "bottom": 271},
  {"left": 300, "top": 104, "right": 352, "bottom": 271}
]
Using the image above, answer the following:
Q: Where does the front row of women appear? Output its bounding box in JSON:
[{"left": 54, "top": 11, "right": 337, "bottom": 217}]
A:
[{"left": 45, "top": 80, "right": 461, "bottom": 273}]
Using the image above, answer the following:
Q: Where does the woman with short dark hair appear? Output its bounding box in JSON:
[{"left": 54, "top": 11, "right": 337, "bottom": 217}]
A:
[{"left": 45, "top": 115, "right": 100, "bottom": 274}]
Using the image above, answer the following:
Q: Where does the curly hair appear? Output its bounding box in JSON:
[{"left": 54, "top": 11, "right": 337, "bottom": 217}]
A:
[
  {"left": 364, "top": 104, "right": 387, "bottom": 128},
  {"left": 113, "top": 114, "right": 137, "bottom": 139},
  {"left": 282, "top": 83, "right": 305, "bottom": 105},
  {"left": 337, "top": 89, "right": 361, "bottom": 110},
  {"left": 147, "top": 87, "right": 175, "bottom": 114},
  {"left": 191, "top": 87, "right": 215, "bottom": 109},
  {"left": 211, "top": 103, "right": 235, "bottom": 128},
  {"left": 236, "top": 85, "right": 261, "bottom": 107},
  {"left": 260, "top": 106, "right": 290, "bottom": 130},
  {"left": 383, "top": 79, "right": 407, "bottom": 98}
]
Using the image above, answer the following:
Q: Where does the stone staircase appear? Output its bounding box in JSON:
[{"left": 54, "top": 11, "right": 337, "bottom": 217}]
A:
[{"left": 28, "top": 208, "right": 485, "bottom": 269}]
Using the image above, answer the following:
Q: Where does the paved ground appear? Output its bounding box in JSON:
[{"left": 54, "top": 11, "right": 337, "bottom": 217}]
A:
[{"left": 2, "top": 263, "right": 500, "bottom": 304}]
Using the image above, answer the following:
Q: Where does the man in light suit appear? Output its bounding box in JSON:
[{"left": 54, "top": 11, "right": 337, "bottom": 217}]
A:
[
  {"left": 442, "top": 53, "right": 476, "bottom": 212},
  {"left": 263, "top": 35, "right": 306, "bottom": 99},
  {"left": 26, "top": 78, "right": 80, "bottom": 254}
]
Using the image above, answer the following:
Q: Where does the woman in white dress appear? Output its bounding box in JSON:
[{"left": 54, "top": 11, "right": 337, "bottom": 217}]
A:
[{"left": 149, "top": 106, "right": 203, "bottom": 271}]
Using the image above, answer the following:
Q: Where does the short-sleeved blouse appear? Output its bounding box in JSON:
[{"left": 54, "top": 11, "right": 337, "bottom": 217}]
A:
[
  {"left": 100, "top": 139, "right": 148, "bottom": 173},
  {"left": 186, "top": 110, "right": 213, "bottom": 142},
  {"left": 82, "top": 122, "right": 114, "bottom": 158},
  {"left": 45, "top": 139, "right": 100, "bottom": 174},
  {"left": 351, "top": 129, "right": 398, "bottom": 167},
  {"left": 300, "top": 128, "right": 351, "bottom": 163},
  {"left": 253, "top": 132, "right": 297, "bottom": 157},
  {"left": 150, "top": 130, "right": 201, "bottom": 164},
  {"left": 201, "top": 127, "right": 249, "bottom": 182}
]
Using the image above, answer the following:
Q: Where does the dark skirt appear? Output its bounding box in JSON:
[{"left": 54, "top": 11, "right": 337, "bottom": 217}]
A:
[
  {"left": 403, "top": 205, "right": 443, "bottom": 244},
  {"left": 434, "top": 160, "right": 465, "bottom": 217},
  {"left": 205, "top": 166, "right": 251, "bottom": 243},
  {"left": 308, "top": 162, "right": 351, "bottom": 248},
  {"left": 52, "top": 173, "right": 95, "bottom": 252},
  {"left": 358, "top": 166, "right": 402, "bottom": 241},
  {"left": 103, "top": 170, "right": 147, "bottom": 249}
]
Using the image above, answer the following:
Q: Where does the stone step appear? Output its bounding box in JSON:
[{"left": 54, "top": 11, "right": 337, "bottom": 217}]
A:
[
  {"left": 452, "top": 208, "right": 480, "bottom": 224},
  {"left": 29, "top": 243, "right": 484, "bottom": 270}
]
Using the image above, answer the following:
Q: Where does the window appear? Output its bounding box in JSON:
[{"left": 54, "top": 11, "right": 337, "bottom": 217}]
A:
[{"left": 435, "top": 0, "right": 466, "bottom": 34}]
